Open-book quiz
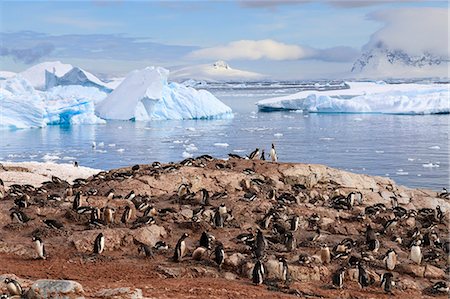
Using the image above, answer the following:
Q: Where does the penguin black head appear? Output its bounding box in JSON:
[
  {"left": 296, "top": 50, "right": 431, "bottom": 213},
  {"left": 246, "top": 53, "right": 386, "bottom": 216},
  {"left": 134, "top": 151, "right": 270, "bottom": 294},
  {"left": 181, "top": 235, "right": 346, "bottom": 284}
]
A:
[{"left": 32, "top": 236, "right": 42, "bottom": 242}]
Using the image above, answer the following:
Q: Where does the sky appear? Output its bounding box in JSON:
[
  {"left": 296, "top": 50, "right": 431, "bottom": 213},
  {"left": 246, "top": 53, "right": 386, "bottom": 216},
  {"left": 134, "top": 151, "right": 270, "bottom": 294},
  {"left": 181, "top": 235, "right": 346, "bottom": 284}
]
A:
[{"left": 0, "top": 0, "right": 448, "bottom": 79}]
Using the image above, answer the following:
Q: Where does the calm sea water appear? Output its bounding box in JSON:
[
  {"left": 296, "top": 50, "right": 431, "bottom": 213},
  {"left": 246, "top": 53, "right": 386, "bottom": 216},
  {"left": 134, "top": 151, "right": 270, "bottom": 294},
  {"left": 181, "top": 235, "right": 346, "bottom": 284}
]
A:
[{"left": 1, "top": 85, "right": 448, "bottom": 190}]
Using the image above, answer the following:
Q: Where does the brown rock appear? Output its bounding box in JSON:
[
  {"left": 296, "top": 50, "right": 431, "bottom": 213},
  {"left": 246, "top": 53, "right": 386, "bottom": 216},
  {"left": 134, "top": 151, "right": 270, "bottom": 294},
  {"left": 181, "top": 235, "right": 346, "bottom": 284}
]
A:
[
  {"left": 225, "top": 253, "right": 246, "bottom": 268},
  {"left": 95, "top": 287, "right": 143, "bottom": 299},
  {"left": 397, "top": 263, "right": 425, "bottom": 278},
  {"left": 27, "top": 279, "right": 84, "bottom": 299},
  {"left": 289, "top": 265, "right": 321, "bottom": 282},
  {"left": 424, "top": 264, "right": 445, "bottom": 279}
]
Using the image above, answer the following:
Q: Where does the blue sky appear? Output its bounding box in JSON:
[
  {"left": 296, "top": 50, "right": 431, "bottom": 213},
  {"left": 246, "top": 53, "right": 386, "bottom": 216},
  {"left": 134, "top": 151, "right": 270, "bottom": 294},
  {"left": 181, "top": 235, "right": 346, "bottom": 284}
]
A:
[{"left": 0, "top": 0, "right": 448, "bottom": 79}]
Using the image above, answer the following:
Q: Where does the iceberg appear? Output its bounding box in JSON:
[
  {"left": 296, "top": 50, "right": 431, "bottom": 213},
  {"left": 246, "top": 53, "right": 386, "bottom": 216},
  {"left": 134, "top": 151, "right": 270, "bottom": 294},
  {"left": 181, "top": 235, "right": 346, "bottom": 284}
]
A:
[
  {"left": 20, "top": 61, "right": 73, "bottom": 90},
  {"left": 256, "top": 82, "right": 450, "bottom": 115},
  {"left": 45, "top": 66, "right": 112, "bottom": 92},
  {"left": 0, "top": 76, "right": 106, "bottom": 129},
  {"left": 95, "top": 66, "right": 233, "bottom": 120}
]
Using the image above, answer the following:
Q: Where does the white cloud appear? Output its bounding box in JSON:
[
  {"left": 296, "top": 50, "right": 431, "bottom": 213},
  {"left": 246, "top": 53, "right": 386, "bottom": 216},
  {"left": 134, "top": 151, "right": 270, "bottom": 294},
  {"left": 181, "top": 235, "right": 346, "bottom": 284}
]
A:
[
  {"left": 365, "top": 8, "right": 449, "bottom": 58},
  {"left": 188, "top": 39, "right": 359, "bottom": 62},
  {"left": 189, "top": 39, "right": 315, "bottom": 61}
]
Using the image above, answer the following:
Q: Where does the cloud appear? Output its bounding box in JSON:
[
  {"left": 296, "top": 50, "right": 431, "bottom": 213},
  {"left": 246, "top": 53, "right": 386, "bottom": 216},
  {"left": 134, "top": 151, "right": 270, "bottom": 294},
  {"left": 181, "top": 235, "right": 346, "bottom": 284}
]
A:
[
  {"left": 188, "top": 39, "right": 359, "bottom": 62},
  {"left": 0, "top": 31, "right": 197, "bottom": 65},
  {"left": 364, "top": 7, "right": 449, "bottom": 57},
  {"left": 239, "top": 0, "right": 423, "bottom": 9}
]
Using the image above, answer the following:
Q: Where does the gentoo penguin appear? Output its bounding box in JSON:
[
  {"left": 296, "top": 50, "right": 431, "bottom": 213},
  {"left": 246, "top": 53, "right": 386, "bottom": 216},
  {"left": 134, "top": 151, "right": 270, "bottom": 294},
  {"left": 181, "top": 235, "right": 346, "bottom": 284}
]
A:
[
  {"left": 368, "top": 237, "right": 380, "bottom": 253},
  {"left": 192, "top": 247, "right": 207, "bottom": 261},
  {"left": 218, "top": 203, "right": 227, "bottom": 215},
  {"left": 200, "top": 189, "right": 210, "bottom": 206},
  {"left": 254, "top": 229, "right": 266, "bottom": 259},
  {"left": 199, "top": 231, "right": 214, "bottom": 249},
  {"left": 410, "top": 240, "right": 422, "bottom": 264},
  {"left": 290, "top": 215, "right": 300, "bottom": 232},
  {"left": 332, "top": 267, "right": 345, "bottom": 289},
  {"left": 177, "top": 183, "right": 190, "bottom": 199},
  {"left": 270, "top": 143, "right": 278, "bottom": 162},
  {"left": 279, "top": 257, "right": 289, "bottom": 283},
  {"left": 137, "top": 242, "right": 154, "bottom": 258},
  {"left": 320, "top": 244, "right": 331, "bottom": 264},
  {"left": 73, "top": 191, "right": 82, "bottom": 210},
  {"left": 435, "top": 205, "right": 444, "bottom": 223},
  {"left": 32, "top": 236, "right": 46, "bottom": 260},
  {"left": 260, "top": 150, "right": 266, "bottom": 161},
  {"left": 357, "top": 263, "right": 370, "bottom": 288},
  {"left": 213, "top": 209, "right": 224, "bottom": 228},
  {"left": 248, "top": 148, "right": 260, "bottom": 160},
  {"left": 311, "top": 228, "right": 321, "bottom": 242},
  {"left": 73, "top": 161, "right": 79, "bottom": 167},
  {"left": 381, "top": 272, "right": 394, "bottom": 294},
  {"left": 284, "top": 232, "right": 296, "bottom": 252},
  {"left": 43, "top": 219, "right": 64, "bottom": 229},
  {"left": 65, "top": 186, "right": 73, "bottom": 197},
  {"left": 10, "top": 210, "right": 31, "bottom": 223},
  {"left": 214, "top": 243, "right": 225, "bottom": 270},
  {"left": 103, "top": 206, "right": 115, "bottom": 225},
  {"left": 4, "top": 278, "right": 22, "bottom": 296},
  {"left": 173, "top": 233, "right": 189, "bottom": 262},
  {"left": 432, "top": 281, "right": 449, "bottom": 294},
  {"left": 124, "top": 190, "right": 136, "bottom": 200},
  {"left": 154, "top": 241, "right": 168, "bottom": 251},
  {"left": 93, "top": 233, "right": 105, "bottom": 254},
  {"left": 0, "top": 178, "right": 5, "bottom": 199},
  {"left": 252, "top": 260, "right": 265, "bottom": 285},
  {"left": 121, "top": 206, "right": 132, "bottom": 224},
  {"left": 105, "top": 189, "right": 115, "bottom": 199},
  {"left": 383, "top": 249, "right": 397, "bottom": 271},
  {"left": 365, "top": 224, "right": 377, "bottom": 245}
]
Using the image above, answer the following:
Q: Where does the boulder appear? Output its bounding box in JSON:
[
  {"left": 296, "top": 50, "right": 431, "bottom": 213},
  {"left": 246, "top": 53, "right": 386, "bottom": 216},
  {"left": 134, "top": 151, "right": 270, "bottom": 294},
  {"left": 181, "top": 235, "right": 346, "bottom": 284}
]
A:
[
  {"left": 424, "top": 264, "right": 445, "bottom": 279},
  {"left": 95, "top": 287, "right": 143, "bottom": 299},
  {"left": 27, "top": 279, "right": 84, "bottom": 299},
  {"left": 289, "top": 265, "right": 323, "bottom": 282},
  {"left": 397, "top": 263, "right": 425, "bottom": 278},
  {"left": 131, "top": 225, "right": 166, "bottom": 246},
  {"left": 224, "top": 253, "right": 246, "bottom": 268}
]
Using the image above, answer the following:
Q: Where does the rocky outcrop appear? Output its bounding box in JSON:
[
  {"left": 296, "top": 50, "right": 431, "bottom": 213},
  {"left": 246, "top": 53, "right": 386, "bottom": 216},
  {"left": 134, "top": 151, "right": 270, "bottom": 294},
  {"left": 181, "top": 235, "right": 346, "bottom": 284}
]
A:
[{"left": 27, "top": 279, "right": 84, "bottom": 299}]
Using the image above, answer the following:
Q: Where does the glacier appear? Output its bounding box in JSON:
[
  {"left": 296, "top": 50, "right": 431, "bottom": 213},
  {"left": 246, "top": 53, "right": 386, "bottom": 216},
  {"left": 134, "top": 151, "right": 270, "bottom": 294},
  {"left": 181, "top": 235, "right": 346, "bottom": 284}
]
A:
[
  {"left": 95, "top": 66, "right": 233, "bottom": 120},
  {"left": 256, "top": 82, "right": 450, "bottom": 115}
]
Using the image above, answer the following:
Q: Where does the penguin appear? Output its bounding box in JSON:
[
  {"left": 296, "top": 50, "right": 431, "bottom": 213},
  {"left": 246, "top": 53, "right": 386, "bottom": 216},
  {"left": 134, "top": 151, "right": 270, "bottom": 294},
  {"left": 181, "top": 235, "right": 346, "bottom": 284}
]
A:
[
  {"left": 332, "top": 267, "right": 345, "bottom": 289},
  {"left": 254, "top": 229, "right": 266, "bottom": 259},
  {"left": 65, "top": 186, "right": 73, "bottom": 197},
  {"left": 73, "top": 161, "right": 79, "bottom": 167},
  {"left": 214, "top": 243, "right": 225, "bottom": 270},
  {"left": 10, "top": 210, "right": 32, "bottom": 223},
  {"left": 121, "top": 206, "right": 132, "bottom": 224},
  {"left": 380, "top": 272, "right": 394, "bottom": 294},
  {"left": 252, "top": 260, "right": 265, "bottom": 285},
  {"left": 137, "top": 242, "right": 154, "bottom": 258},
  {"left": 261, "top": 211, "right": 273, "bottom": 229},
  {"left": 199, "top": 231, "right": 213, "bottom": 249},
  {"left": 432, "top": 281, "right": 449, "bottom": 294},
  {"left": 192, "top": 246, "right": 207, "bottom": 261},
  {"left": 248, "top": 148, "right": 260, "bottom": 160},
  {"left": 105, "top": 189, "right": 115, "bottom": 199},
  {"left": 200, "top": 189, "right": 210, "bottom": 206},
  {"left": 14, "top": 196, "right": 28, "bottom": 209},
  {"left": 357, "top": 263, "right": 370, "bottom": 288},
  {"left": 213, "top": 209, "right": 224, "bottom": 228},
  {"left": 365, "top": 224, "right": 377, "bottom": 245},
  {"left": 173, "top": 233, "right": 189, "bottom": 262},
  {"left": 270, "top": 143, "right": 278, "bottom": 162},
  {"left": 93, "top": 233, "right": 105, "bottom": 254},
  {"left": 4, "top": 278, "right": 22, "bottom": 296},
  {"left": 0, "top": 178, "right": 5, "bottom": 199},
  {"left": 435, "top": 205, "right": 444, "bottom": 223},
  {"left": 177, "top": 184, "right": 190, "bottom": 199},
  {"left": 279, "top": 257, "right": 289, "bottom": 283},
  {"left": 218, "top": 203, "right": 227, "bottom": 215},
  {"left": 290, "top": 215, "right": 300, "bottom": 232},
  {"left": 32, "top": 236, "right": 46, "bottom": 260},
  {"left": 311, "top": 228, "right": 321, "bottom": 242},
  {"left": 383, "top": 249, "right": 397, "bottom": 271},
  {"left": 382, "top": 218, "right": 398, "bottom": 234},
  {"left": 260, "top": 150, "right": 266, "bottom": 161},
  {"left": 124, "top": 190, "right": 136, "bottom": 200},
  {"left": 103, "top": 206, "right": 115, "bottom": 225},
  {"left": 154, "top": 241, "right": 169, "bottom": 251},
  {"left": 72, "top": 191, "right": 81, "bottom": 210},
  {"left": 284, "top": 232, "right": 296, "bottom": 252},
  {"left": 410, "top": 240, "right": 422, "bottom": 264},
  {"left": 368, "top": 237, "right": 380, "bottom": 252},
  {"left": 320, "top": 244, "right": 331, "bottom": 264},
  {"left": 43, "top": 219, "right": 64, "bottom": 229}
]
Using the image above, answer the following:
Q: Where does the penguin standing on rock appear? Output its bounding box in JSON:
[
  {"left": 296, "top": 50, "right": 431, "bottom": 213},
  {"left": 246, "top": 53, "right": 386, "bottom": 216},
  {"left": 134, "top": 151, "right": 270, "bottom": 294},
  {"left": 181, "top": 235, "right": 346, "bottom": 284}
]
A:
[
  {"left": 93, "top": 233, "right": 105, "bottom": 254},
  {"left": 410, "top": 240, "right": 422, "bottom": 264},
  {"left": 270, "top": 143, "right": 278, "bottom": 162},
  {"left": 32, "top": 236, "right": 46, "bottom": 260},
  {"left": 320, "top": 244, "right": 331, "bottom": 264},
  {"left": 121, "top": 206, "right": 132, "bottom": 224},
  {"left": 358, "top": 263, "right": 370, "bottom": 289},
  {"left": 383, "top": 249, "right": 397, "bottom": 271},
  {"left": 279, "top": 257, "right": 289, "bottom": 283},
  {"left": 173, "top": 233, "right": 189, "bottom": 262},
  {"left": 248, "top": 148, "right": 260, "bottom": 160},
  {"left": 254, "top": 229, "right": 266, "bottom": 259},
  {"left": 4, "top": 278, "right": 22, "bottom": 296},
  {"left": 0, "top": 178, "right": 5, "bottom": 199},
  {"left": 252, "top": 260, "right": 265, "bottom": 285}
]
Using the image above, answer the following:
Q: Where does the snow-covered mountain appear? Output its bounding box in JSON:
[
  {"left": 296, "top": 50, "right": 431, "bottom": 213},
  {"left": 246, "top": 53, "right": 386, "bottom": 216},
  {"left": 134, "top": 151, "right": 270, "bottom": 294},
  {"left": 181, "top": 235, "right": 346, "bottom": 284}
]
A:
[
  {"left": 0, "top": 71, "right": 16, "bottom": 80},
  {"left": 351, "top": 45, "right": 449, "bottom": 78},
  {"left": 45, "top": 66, "right": 113, "bottom": 92},
  {"left": 170, "top": 60, "right": 264, "bottom": 82}
]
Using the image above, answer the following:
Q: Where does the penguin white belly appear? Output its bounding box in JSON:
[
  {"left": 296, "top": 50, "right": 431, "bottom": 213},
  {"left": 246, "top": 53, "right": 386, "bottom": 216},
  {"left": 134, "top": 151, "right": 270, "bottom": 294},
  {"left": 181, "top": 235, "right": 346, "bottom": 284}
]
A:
[
  {"left": 386, "top": 255, "right": 396, "bottom": 270},
  {"left": 180, "top": 240, "right": 186, "bottom": 258},
  {"left": 410, "top": 246, "right": 422, "bottom": 264},
  {"left": 35, "top": 241, "right": 44, "bottom": 259},
  {"left": 99, "top": 237, "right": 105, "bottom": 254}
]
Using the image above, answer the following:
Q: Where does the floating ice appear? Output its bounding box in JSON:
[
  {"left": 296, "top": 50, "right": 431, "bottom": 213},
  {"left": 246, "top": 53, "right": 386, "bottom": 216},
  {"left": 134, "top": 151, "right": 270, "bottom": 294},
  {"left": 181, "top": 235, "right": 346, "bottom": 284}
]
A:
[
  {"left": 429, "top": 146, "right": 441, "bottom": 150},
  {"left": 95, "top": 67, "right": 233, "bottom": 121},
  {"left": 422, "top": 163, "right": 440, "bottom": 168},
  {"left": 214, "top": 143, "right": 229, "bottom": 147},
  {"left": 274, "top": 133, "right": 283, "bottom": 137},
  {"left": 257, "top": 82, "right": 450, "bottom": 114}
]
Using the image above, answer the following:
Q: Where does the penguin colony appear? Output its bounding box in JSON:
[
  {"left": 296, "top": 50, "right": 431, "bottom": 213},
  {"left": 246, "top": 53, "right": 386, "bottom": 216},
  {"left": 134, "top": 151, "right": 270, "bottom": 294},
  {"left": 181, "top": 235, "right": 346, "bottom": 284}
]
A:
[{"left": 0, "top": 146, "right": 449, "bottom": 298}]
